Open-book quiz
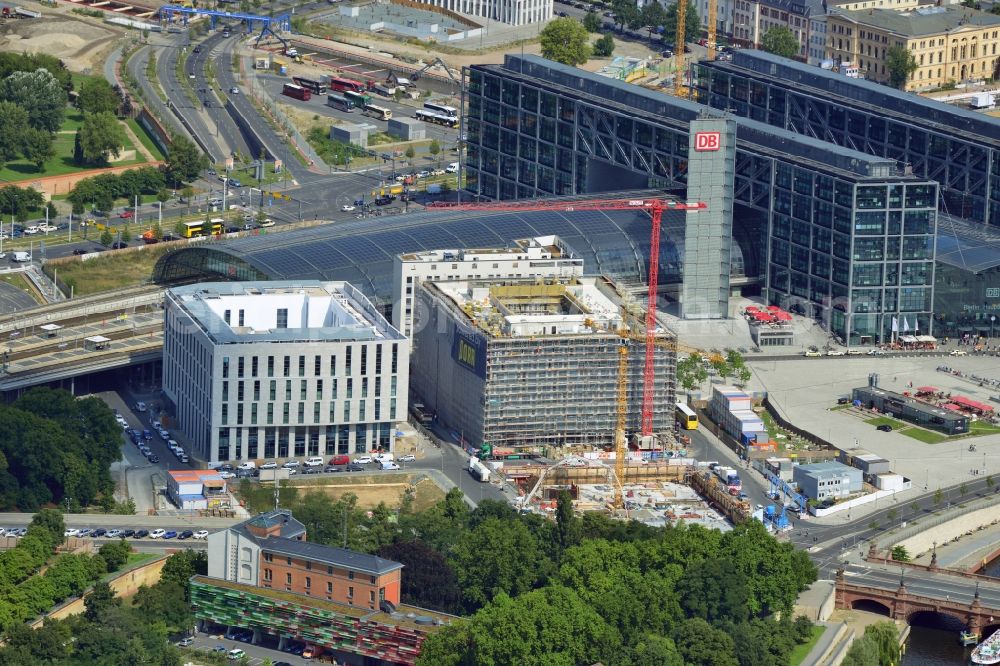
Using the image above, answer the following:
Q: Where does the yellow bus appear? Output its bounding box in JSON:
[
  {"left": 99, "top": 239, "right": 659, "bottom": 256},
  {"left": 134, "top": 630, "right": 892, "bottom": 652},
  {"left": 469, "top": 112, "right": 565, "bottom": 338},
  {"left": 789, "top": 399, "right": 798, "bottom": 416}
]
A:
[
  {"left": 182, "top": 220, "right": 223, "bottom": 238},
  {"left": 675, "top": 402, "right": 698, "bottom": 430}
]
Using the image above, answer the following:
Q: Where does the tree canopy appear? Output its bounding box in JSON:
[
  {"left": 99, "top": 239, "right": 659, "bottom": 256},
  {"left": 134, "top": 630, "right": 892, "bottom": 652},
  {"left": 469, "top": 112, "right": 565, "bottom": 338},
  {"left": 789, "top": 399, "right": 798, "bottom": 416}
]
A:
[
  {"left": 77, "top": 111, "right": 127, "bottom": 165},
  {"left": 164, "top": 135, "right": 208, "bottom": 185},
  {"left": 663, "top": 0, "right": 700, "bottom": 46},
  {"left": 0, "top": 388, "right": 122, "bottom": 510},
  {"left": 540, "top": 17, "right": 592, "bottom": 66},
  {"left": 76, "top": 77, "right": 121, "bottom": 116},
  {"left": 760, "top": 26, "right": 800, "bottom": 59},
  {"left": 0, "top": 68, "right": 67, "bottom": 132},
  {"left": 886, "top": 44, "right": 918, "bottom": 89}
]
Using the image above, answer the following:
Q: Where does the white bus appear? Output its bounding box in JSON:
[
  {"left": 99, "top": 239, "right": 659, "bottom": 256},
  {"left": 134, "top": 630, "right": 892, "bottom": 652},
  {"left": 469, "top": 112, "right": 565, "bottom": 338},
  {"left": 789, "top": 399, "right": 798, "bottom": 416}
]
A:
[
  {"left": 415, "top": 109, "right": 459, "bottom": 128},
  {"left": 363, "top": 104, "right": 392, "bottom": 121},
  {"left": 424, "top": 102, "right": 458, "bottom": 118}
]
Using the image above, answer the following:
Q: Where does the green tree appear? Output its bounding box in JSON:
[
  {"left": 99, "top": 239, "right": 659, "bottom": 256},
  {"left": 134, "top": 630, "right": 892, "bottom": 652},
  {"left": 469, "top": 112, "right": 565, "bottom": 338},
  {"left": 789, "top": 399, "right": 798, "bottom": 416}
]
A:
[
  {"left": 673, "top": 617, "right": 739, "bottom": 666},
  {"left": 641, "top": 1, "right": 668, "bottom": 39},
  {"left": 677, "top": 557, "right": 750, "bottom": 624},
  {"left": 84, "top": 581, "right": 119, "bottom": 622},
  {"left": 886, "top": 44, "right": 918, "bottom": 89},
  {"left": 120, "top": 226, "right": 132, "bottom": 243},
  {"left": 593, "top": 33, "right": 616, "bottom": 57},
  {"left": 841, "top": 633, "right": 880, "bottom": 666},
  {"left": 165, "top": 135, "right": 208, "bottom": 185},
  {"left": 404, "top": 145, "right": 416, "bottom": 164},
  {"left": 174, "top": 220, "right": 187, "bottom": 237},
  {"left": 21, "top": 128, "right": 54, "bottom": 171},
  {"left": 0, "top": 101, "right": 30, "bottom": 169},
  {"left": 416, "top": 587, "right": 618, "bottom": 666},
  {"left": 663, "top": 0, "right": 699, "bottom": 46},
  {"left": 555, "top": 490, "right": 580, "bottom": 554},
  {"left": 30, "top": 508, "right": 65, "bottom": 546},
  {"left": 156, "top": 187, "right": 170, "bottom": 204},
  {"left": 583, "top": 10, "right": 602, "bottom": 32},
  {"left": 377, "top": 540, "right": 462, "bottom": 614},
  {"left": 76, "top": 77, "right": 121, "bottom": 116},
  {"left": 451, "top": 517, "right": 547, "bottom": 613},
  {"left": 134, "top": 580, "right": 193, "bottom": 632},
  {"left": 934, "top": 487, "right": 943, "bottom": 505},
  {"left": 611, "top": 0, "right": 640, "bottom": 31},
  {"left": 989, "top": 474, "right": 997, "bottom": 489},
  {"left": 761, "top": 26, "right": 800, "bottom": 58},
  {"left": 0, "top": 68, "right": 67, "bottom": 132},
  {"left": 676, "top": 352, "right": 709, "bottom": 391},
  {"left": 98, "top": 539, "right": 132, "bottom": 572},
  {"left": 100, "top": 228, "right": 113, "bottom": 247},
  {"left": 961, "top": 481, "right": 968, "bottom": 496},
  {"left": 429, "top": 139, "right": 441, "bottom": 166},
  {"left": 151, "top": 221, "right": 163, "bottom": 241},
  {"left": 890, "top": 545, "right": 910, "bottom": 562},
  {"left": 864, "top": 621, "right": 900, "bottom": 665},
  {"left": 159, "top": 549, "right": 207, "bottom": 600},
  {"left": 540, "top": 17, "right": 592, "bottom": 66},
  {"left": 78, "top": 112, "right": 127, "bottom": 165},
  {"left": 634, "top": 634, "right": 684, "bottom": 666},
  {"left": 710, "top": 353, "right": 731, "bottom": 379}
]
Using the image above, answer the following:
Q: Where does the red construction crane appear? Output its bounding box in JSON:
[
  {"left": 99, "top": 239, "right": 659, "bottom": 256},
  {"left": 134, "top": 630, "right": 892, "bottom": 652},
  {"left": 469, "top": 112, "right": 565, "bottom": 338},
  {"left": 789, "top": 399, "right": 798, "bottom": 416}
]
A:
[{"left": 427, "top": 197, "right": 707, "bottom": 436}]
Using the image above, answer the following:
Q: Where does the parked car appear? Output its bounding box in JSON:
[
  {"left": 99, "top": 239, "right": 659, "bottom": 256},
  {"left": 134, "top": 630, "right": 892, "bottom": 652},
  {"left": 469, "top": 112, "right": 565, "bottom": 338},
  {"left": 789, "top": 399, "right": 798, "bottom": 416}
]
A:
[
  {"left": 76, "top": 528, "right": 92, "bottom": 537},
  {"left": 111, "top": 241, "right": 129, "bottom": 249},
  {"left": 177, "top": 637, "right": 194, "bottom": 647},
  {"left": 354, "top": 456, "right": 373, "bottom": 464},
  {"left": 324, "top": 466, "right": 342, "bottom": 473},
  {"left": 119, "top": 210, "right": 133, "bottom": 219},
  {"left": 106, "top": 529, "right": 123, "bottom": 538},
  {"left": 64, "top": 528, "right": 79, "bottom": 537},
  {"left": 193, "top": 530, "right": 209, "bottom": 539},
  {"left": 122, "top": 529, "right": 136, "bottom": 538},
  {"left": 178, "top": 530, "right": 194, "bottom": 540},
  {"left": 92, "top": 528, "right": 107, "bottom": 537},
  {"left": 282, "top": 460, "right": 301, "bottom": 468},
  {"left": 149, "top": 529, "right": 166, "bottom": 539},
  {"left": 228, "top": 649, "right": 246, "bottom": 661},
  {"left": 162, "top": 531, "right": 178, "bottom": 539},
  {"left": 345, "top": 463, "right": 364, "bottom": 472},
  {"left": 826, "top": 349, "right": 845, "bottom": 356},
  {"left": 804, "top": 347, "right": 822, "bottom": 357},
  {"left": 398, "top": 454, "right": 416, "bottom": 462},
  {"left": 134, "top": 529, "right": 149, "bottom": 538},
  {"left": 950, "top": 349, "right": 968, "bottom": 356},
  {"left": 329, "top": 455, "right": 350, "bottom": 466},
  {"left": 876, "top": 424, "right": 893, "bottom": 432},
  {"left": 260, "top": 461, "right": 277, "bottom": 469}
]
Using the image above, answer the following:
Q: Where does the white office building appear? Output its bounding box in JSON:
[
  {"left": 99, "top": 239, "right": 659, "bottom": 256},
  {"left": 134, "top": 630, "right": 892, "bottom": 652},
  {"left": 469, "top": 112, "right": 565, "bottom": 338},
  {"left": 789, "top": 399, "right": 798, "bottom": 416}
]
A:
[
  {"left": 163, "top": 281, "right": 408, "bottom": 464},
  {"left": 392, "top": 235, "right": 584, "bottom": 339},
  {"left": 416, "top": 0, "right": 552, "bottom": 26}
]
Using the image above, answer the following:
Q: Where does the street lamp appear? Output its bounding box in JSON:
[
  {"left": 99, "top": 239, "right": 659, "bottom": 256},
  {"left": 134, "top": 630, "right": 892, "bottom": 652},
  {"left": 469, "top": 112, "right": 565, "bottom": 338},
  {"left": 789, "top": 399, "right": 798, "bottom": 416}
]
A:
[{"left": 992, "top": 315, "right": 996, "bottom": 340}]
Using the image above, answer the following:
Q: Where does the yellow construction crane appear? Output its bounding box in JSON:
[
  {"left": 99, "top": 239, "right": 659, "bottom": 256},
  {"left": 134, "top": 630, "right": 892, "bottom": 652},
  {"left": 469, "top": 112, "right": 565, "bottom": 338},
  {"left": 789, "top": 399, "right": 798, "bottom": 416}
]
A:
[
  {"left": 673, "top": 0, "right": 687, "bottom": 97},
  {"left": 707, "top": 0, "right": 717, "bottom": 61}
]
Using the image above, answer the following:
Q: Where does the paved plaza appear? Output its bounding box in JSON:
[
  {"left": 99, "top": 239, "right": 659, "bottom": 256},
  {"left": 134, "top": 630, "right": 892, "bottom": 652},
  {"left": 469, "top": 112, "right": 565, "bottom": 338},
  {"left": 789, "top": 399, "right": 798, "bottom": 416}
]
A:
[{"left": 745, "top": 351, "right": 1000, "bottom": 494}]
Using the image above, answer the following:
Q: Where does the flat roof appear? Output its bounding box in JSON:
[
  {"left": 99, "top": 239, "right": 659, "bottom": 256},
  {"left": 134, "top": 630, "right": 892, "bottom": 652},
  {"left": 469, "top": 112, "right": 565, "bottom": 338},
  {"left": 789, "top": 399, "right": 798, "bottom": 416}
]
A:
[
  {"left": 492, "top": 55, "right": 911, "bottom": 180},
  {"left": 167, "top": 281, "right": 405, "bottom": 345},
  {"left": 935, "top": 215, "right": 1000, "bottom": 273},
  {"left": 39, "top": 324, "right": 62, "bottom": 331},
  {"left": 853, "top": 385, "right": 969, "bottom": 421},
  {"left": 720, "top": 50, "right": 1000, "bottom": 146},
  {"left": 169, "top": 470, "right": 224, "bottom": 482},
  {"left": 796, "top": 461, "right": 861, "bottom": 475},
  {"left": 85, "top": 335, "right": 111, "bottom": 343}
]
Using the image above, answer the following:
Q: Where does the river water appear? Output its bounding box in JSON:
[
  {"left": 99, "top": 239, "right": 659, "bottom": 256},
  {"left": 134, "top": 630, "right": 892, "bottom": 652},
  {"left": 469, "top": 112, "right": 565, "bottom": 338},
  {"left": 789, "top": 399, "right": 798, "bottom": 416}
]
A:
[{"left": 903, "top": 625, "right": 972, "bottom": 665}]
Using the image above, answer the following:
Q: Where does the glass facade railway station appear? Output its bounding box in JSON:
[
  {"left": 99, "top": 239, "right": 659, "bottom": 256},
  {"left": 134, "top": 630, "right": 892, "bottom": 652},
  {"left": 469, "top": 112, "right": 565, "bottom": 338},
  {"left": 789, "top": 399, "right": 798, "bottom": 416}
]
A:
[
  {"left": 695, "top": 49, "right": 1000, "bottom": 227},
  {"left": 462, "top": 55, "right": 937, "bottom": 344}
]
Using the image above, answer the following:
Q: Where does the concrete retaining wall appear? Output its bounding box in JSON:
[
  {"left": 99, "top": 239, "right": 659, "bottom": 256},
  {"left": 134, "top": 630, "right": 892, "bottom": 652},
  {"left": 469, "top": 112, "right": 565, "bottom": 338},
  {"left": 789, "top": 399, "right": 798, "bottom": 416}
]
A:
[
  {"left": 895, "top": 504, "right": 1000, "bottom": 556},
  {"left": 29, "top": 554, "right": 169, "bottom": 627}
]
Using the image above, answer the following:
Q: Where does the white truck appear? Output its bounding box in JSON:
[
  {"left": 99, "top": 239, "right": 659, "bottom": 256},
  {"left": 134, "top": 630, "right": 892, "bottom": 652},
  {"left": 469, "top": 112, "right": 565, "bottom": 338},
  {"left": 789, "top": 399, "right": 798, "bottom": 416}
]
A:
[
  {"left": 468, "top": 457, "right": 490, "bottom": 482},
  {"left": 11, "top": 251, "right": 30, "bottom": 262},
  {"left": 970, "top": 92, "right": 996, "bottom": 109}
]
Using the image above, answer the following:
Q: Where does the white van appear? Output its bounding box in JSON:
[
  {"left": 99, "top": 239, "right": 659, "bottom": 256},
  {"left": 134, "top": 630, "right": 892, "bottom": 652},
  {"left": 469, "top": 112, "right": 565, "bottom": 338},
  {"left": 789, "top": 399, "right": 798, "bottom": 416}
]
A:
[
  {"left": 374, "top": 453, "right": 394, "bottom": 464},
  {"left": 380, "top": 461, "right": 400, "bottom": 470},
  {"left": 11, "top": 251, "right": 30, "bottom": 262},
  {"left": 237, "top": 461, "right": 256, "bottom": 470},
  {"left": 304, "top": 456, "right": 324, "bottom": 467},
  {"left": 445, "top": 162, "right": 459, "bottom": 173}
]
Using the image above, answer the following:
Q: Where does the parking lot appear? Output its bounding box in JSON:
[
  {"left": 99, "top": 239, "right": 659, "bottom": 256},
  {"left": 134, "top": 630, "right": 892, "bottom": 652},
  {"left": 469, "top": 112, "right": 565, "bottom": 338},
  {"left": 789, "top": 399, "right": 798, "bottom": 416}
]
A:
[{"left": 185, "top": 626, "right": 328, "bottom": 665}]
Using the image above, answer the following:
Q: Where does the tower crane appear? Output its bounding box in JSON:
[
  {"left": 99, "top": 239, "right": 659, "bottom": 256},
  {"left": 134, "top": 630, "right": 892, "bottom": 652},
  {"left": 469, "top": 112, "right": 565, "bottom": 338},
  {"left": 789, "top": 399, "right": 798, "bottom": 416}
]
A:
[
  {"left": 428, "top": 196, "right": 708, "bottom": 508},
  {"left": 673, "top": 0, "right": 687, "bottom": 97},
  {"left": 707, "top": 0, "right": 717, "bottom": 62}
]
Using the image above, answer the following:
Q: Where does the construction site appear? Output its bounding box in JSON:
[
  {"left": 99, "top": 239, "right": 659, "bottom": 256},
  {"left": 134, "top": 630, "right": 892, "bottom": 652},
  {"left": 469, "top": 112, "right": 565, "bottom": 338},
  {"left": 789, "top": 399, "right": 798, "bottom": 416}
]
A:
[{"left": 411, "top": 274, "right": 678, "bottom": 451}]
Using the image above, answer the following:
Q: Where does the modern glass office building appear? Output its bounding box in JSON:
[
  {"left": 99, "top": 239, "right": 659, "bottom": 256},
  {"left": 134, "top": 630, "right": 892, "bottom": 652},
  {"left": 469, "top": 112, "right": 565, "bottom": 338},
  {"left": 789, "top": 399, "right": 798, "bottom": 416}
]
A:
[
  {"left": 695, "top": 49, "right": 1000, "bottom": 227},
  {"left": 464, "top": 55, "right": 938, "bottom": 343}
]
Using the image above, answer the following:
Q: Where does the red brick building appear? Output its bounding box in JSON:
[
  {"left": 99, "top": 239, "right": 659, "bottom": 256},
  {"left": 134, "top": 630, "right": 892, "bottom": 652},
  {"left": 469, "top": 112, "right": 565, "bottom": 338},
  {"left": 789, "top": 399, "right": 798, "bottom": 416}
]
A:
[{"left": 207, "top": 509, "right": 402, "bottom": 609}]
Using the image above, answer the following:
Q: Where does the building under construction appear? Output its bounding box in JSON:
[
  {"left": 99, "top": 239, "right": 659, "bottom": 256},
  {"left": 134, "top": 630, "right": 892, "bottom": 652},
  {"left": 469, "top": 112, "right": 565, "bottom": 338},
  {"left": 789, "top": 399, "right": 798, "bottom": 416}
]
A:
[{"left": 410, "top": 275, "right": 677, "bottom": 451}]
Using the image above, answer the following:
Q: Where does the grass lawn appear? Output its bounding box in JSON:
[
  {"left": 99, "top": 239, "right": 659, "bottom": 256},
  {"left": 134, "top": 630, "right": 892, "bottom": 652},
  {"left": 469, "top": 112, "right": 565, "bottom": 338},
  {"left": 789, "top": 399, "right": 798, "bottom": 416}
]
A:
[
  {"left": 970, "top": 421, "right": 1000, "bottom": 436},
  {"left": 899, "top": 427, "right": 949, "bottom": 444},
  {"left": 0, "top": 113, "right": 144, "bottom": 182},
  {"left": 790, "top": 625, "right": 826, "bottom": 666},
  {"left": 829, "top": 403, "right": 851, "bottom": 411},
  {"left": 124, "top": 551, "right": 157, "bottom": 567},
  {"left": 61, "top": 110, "right": 86, "bottom": 132},
  {"left": 55, "top": 244, "right": 175, "bottom": 296},
  {"left": 864, "top": 415, "right": 908, "bottom": 429},
  {"left": 127, "top": 117, "right": 167, "bottom": 162}
]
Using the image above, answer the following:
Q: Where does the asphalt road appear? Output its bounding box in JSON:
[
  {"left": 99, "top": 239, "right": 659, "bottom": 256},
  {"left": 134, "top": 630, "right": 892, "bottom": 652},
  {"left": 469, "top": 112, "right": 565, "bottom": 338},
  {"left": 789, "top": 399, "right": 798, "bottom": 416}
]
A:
[
  {"left": 188, "top": 31, "right": 251, "bottom": 159},
  {"left": 157, "top": 33, "right": 227, "bottom": 162}
]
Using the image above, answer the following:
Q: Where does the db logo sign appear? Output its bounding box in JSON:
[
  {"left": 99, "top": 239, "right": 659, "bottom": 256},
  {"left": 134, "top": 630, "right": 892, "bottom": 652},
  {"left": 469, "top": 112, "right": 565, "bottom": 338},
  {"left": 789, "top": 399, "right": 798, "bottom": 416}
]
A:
[{"left": 694, "top": 131, "right": 721, "bottom": 152}]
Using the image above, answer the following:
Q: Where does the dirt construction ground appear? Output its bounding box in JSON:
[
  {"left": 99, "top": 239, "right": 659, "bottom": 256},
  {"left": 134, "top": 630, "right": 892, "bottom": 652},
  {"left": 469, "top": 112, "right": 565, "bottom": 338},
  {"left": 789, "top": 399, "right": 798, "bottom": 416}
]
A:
[
  {"left": 0, "top": 6, "right": 123, "bottom": 73},
  {"left": 283, "top": 475, "right": 446, "bottom": 511}
]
